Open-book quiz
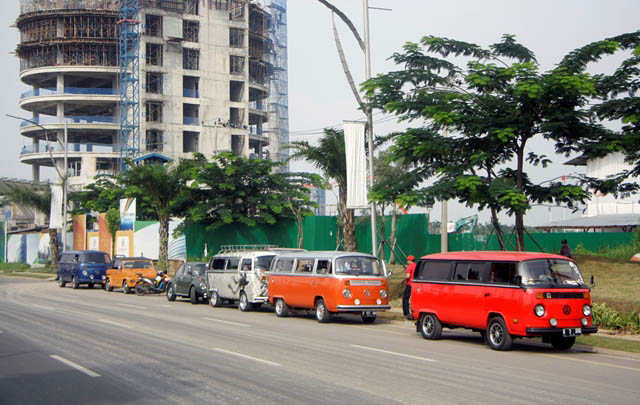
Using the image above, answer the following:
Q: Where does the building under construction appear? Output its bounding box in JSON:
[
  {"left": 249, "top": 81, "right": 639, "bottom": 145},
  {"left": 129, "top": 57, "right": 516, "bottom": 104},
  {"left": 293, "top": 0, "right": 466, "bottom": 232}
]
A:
[{"left": 15, "top": 0, "right": 289, "bottom": 190}]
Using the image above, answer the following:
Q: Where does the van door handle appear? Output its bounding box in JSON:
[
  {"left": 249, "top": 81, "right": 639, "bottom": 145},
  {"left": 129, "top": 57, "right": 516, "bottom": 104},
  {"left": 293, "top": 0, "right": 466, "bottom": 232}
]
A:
[{"left": 484, "top": 293, "right": 490, "bottom": 297}]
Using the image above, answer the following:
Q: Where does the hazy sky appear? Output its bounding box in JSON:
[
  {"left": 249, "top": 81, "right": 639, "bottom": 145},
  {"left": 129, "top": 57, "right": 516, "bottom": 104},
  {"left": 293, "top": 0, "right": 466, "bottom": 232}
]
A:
[{"left": 1, "top": 0, "right": 638, "bottom": 225}]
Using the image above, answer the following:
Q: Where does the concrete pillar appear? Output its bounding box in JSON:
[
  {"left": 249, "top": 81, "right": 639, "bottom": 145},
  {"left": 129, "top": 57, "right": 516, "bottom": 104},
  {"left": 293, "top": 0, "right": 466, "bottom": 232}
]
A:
[{"left": 32, "top": 164, "right": 40, "bottom": 184}]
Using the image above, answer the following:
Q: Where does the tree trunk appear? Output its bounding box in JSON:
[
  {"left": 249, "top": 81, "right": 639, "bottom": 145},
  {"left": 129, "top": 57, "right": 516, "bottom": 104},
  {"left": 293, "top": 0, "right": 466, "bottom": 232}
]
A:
[
  {"left": 515, "top": 143, "right": 526, "bottom": 251},
  {"left": 48, "top": 228, "right": 59, "bottom": 268},
  {"left": 296, "top": 212, "right": 304, "bottom": 249},
  {"left": 490, "top": 207, "right": 506, "bottom": 251},
  {"left": 389, "top": 208, "right": 398, "bottom": 264},
  {"left": 515, "top": 213, "right": 526, "bottom": 251},
  {"left": 339, "top": 187, "right": 357, "bottom": 251},
  {"left": 159, "top": 214, "right": 169, "bottom": 271},
  {"left": 378, "top": 205, "right": 386, "bottom": 261}
]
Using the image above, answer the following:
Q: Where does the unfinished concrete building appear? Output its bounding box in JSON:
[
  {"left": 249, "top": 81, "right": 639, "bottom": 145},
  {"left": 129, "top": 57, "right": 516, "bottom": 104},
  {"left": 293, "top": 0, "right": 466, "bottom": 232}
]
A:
[{"left": 16, "top": 0, "right": 288, "bottom": 190}]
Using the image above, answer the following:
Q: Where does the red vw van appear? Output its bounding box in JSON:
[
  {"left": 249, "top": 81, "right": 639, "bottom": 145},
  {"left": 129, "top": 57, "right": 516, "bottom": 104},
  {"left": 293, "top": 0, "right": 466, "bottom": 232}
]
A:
[
  {"left": 268, "top": 251, "right": 391, "bottom": 323},
  {"left": 411, "top": 251, "right": 597, "bottom": 350}
]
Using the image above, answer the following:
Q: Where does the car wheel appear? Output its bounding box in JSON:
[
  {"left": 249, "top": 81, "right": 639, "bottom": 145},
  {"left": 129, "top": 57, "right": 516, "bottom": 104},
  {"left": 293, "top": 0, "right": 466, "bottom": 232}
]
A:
[
  {"left": 419, "top": 313, "right": 443, "bottom": 340},
  {"left": 190, "top": 287, "right": 198, "bottom": 305},
  {"left": 58, "top": 277, "right": 66, "bottom": 288},
  {"left": 166, "top": 284, "right": 176, "bottom": 301},
  {"left": 105, "top": 278, "right": 113, "bottom": 292},
  {"left": 122, "top": 280, "right": 131, "bottom": 294},
  {"left": 238, "top": 291, "right": 253, "bottom": 312},
  {"left": 209, "top": 291, "right": 222, "bottom": 307},
  {"left": 274, "top": 298, "right": 290, "bottom": 317},
  {"left": 88, "top": 283, "right": 94, "bottom": 289},
  {"left": 550, "top": 336, "right": 575, "bottom": 351},
  {"left": 486, "top": 317, "right": 512, "bottom": 351},
  {"left": 135, "top": 284, "right": 145, "bottom": 296},
  {"left": 72, "top": 277, "right": 79, "bottom": 289},
  {"left": 315, "top": 299, "right": 331, "bottom": 323},
  {"left": 361, "top": 312, "right": 377, "bottom": 324}
]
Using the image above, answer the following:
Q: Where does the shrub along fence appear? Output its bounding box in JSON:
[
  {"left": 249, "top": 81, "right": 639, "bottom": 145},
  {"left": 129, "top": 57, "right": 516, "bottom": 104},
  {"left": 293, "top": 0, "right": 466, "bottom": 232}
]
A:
[{"left": 184, "top": 214, "right": 634, "bottom": 263}]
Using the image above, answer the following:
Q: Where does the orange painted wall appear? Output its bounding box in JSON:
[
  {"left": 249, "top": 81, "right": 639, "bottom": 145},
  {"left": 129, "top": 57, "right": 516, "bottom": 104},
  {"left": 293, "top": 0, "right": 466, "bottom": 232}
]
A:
[{"left": 72, "top": 215, "right": 86, "bottom": 250}]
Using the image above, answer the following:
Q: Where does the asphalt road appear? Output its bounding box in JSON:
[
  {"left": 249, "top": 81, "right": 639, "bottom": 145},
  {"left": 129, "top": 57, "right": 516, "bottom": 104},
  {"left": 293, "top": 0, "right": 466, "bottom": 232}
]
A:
[{"left": 1, "top": 276, "right": 639, "bottom": 404}]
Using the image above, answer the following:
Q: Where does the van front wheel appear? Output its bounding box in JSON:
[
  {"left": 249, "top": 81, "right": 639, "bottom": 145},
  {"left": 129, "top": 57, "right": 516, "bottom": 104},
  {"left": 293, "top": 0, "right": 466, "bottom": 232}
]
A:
[
  {"left": 420, "top": 313, "right": 442, "bottom": 340},
  {"left": 58, "top": 277, "right": 66, "bottom": 288},
  {"left": 274, "top": 298, "right": 290, "bottom": 317},
  {"left": 239, "top": 292, "right": 253, "bottom": 312},
  {"left": 72, "top": 277, "right": 79, "bottom": 289},
  {"left": 315, "top": 299, "right": 331, "bottom": 323},
  {"left": 486, "top": 317, "right": 512, "bottom": 351}
]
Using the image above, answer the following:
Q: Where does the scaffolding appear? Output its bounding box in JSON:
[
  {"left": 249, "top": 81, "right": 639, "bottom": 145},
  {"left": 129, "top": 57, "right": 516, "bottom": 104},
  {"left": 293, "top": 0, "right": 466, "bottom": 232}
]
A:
[
  {"left": 118, "top": 0, "right": 141, "bottom": 170},
  {"left": 264, "top": 0, "right": 289, "bottom": 166},
  {"left": 20, "top": 0, "right": 118, "bottom": 14}
]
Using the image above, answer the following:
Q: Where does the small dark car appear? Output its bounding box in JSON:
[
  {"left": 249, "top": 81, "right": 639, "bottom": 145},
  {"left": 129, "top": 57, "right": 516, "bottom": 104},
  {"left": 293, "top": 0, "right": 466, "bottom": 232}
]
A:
[
  {"left": 166, "top": 262, "right": 209, "bottom": 304},
  {"left": 57, "top": 250, "right": 111, "bottom": 289}
]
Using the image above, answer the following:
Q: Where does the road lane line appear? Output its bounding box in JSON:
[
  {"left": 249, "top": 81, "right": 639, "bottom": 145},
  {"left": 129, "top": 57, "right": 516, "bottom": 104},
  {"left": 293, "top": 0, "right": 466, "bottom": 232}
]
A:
[
  {"left": 212, "top": 348, "right": 281, "bottom": 367},
  {"left": 541, "top": 353, "right": 640, "bottom": 372},
  {"left": 351, "top": 344, "right": 437, "bottom": 363},
  {"left": 159, "top": 304, "right": 172, "bottom": 308},
  {"left": 50, "top": 355, "right": 101, "bottom": 377},
  {"left": 30, "top": 304, "right": 54, "bottom": 311},
  {"left": 59, "top": 294, "right": 79, "bottom": 299},
  {"left": 115, "top": 303, "right": 146, "bottom": 310},
  {"left": 99, "top": 319, "right": 132, "bottom": 329},
  {"left": 203, "top": 317, "right": 249, "bottom": 327}
]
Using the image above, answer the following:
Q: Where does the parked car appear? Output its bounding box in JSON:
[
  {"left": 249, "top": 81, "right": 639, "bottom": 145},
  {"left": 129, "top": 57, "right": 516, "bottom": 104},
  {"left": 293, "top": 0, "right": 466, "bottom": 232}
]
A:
[
  {"left": 410, "top": 251, "right": 597, "bottom": 350},
  {"left": 207, "top": 246, "right": 282, "bottom": 311},
  {"left": 57, "top": 250, "right": 111, "bottom": 289},
  {"left": 166, "top": 262, "right": 209, "bottom": 304},
  {"left": 268, "top": 251, "right": 391, "bottom": 323},
  {"left": 105, "top": 257, "right": 156, "bottom": 293},
  {"left": 111, "top": 254, "right": 126, "bottom": 270}
]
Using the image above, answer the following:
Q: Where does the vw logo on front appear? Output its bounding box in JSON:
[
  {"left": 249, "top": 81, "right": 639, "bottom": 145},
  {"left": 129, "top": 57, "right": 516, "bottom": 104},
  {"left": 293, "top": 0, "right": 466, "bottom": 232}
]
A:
[
  {"left": 563, "top": 304, "right": 571, "bottom": 315},
  {"left": 364, "top": 289, "right": 371, "bottom": 297}
]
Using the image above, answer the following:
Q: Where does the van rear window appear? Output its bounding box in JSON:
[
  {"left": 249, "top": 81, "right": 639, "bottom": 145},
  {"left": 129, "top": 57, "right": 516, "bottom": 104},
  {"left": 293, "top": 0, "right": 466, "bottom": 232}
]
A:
[{"left": 415, "top": 261, "right": 451, "bottom": 281}]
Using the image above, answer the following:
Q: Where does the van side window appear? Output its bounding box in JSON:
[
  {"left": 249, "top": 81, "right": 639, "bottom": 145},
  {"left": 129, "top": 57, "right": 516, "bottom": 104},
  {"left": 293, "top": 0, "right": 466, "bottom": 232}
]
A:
[
  {"left": 227, "top": 258, "right": 240, "bottom": 271},
  {"left": 453, "top": 262, "right": 488, "bottom": 282},
  {"left": 273, "top": 258, "right": 294, "bottom": 273},
  {"left": 296, "top": 259, "right": 313, "bottom": 273},
  {"left": 211, "top": 258, "right": 226, "bottom": 270},
  {"left": 316, "top": 260, "right": 331, "bottom": 275},
  {"left": 415, "top": 261, "right": 451, "bottom": 281},
  {"left": 489, "top": 262, "right": 517, "bottom": 284},
  {"left": 241, "top": 258, "right": 252, "bottom": 271}
]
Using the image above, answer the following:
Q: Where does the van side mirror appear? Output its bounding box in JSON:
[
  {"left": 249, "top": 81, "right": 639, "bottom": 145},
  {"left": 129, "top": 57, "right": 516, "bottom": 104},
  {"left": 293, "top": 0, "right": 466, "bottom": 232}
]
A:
[
  {"left": 387, "top": 268, "right": 393, "bottom": 277},
  {"left": 514, "top": 275, "right": 522, "bottom": 286}
]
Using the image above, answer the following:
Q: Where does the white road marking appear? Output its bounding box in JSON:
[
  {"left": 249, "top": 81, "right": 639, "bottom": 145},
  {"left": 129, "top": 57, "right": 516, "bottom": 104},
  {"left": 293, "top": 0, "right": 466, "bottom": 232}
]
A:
[
  {"left": 115, "top": 303, "right": 145, "bottom": 310},
  {"left": 30, "top": 304, "right": 54, "bottom": 311},
  {"left": 59, "top": 294, "right": 79, "bottom": 299},
  {"left": 212, "top": 348, "right": 281, "bottom": 367},
  {"left": 50, "top": 355, "right": 101, "bottom": 377},
  {"left": 99, "top": 319, "right": 132, "bottom": 329},
  {"left": 351, "top": 344, "right": 437, "bottom": 363},
  {"left": 541, "top": 353, "right": 640, "bottom": 372},
  {"left": 203, "top": 317, "right": 249, "bottom": 327},
  {"left": 159, "top": 304, "right": 172, "bottom": 308}
]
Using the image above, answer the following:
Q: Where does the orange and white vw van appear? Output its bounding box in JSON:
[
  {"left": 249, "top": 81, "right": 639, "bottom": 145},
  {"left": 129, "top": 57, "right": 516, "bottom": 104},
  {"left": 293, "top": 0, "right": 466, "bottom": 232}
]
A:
[
  {"left": 411, "top": 251, "right": 597, "bottom": 350},
  {"left": 268, "top": 251, "right": 390, "bottom": 323}
]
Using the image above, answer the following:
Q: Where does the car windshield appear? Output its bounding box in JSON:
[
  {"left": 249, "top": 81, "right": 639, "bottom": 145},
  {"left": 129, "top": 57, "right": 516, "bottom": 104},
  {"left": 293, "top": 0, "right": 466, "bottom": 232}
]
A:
[
  {"left": 335, "top": 257, "right": 383, "bottom": 276},
  {"left": 519, "top": 259, "right": 585, "bottom": 287},
  {"left": 193, "top": 264, "right": 207, "bottom": 275},
  {"left": 255, "top": 255, "right": 276, "bottom": 271},
  {"left": 124, "top": 261, "right": 153, "bottom": 269},
  {"left": 81, "top": 253, "right": 110, "bottom": 264}
]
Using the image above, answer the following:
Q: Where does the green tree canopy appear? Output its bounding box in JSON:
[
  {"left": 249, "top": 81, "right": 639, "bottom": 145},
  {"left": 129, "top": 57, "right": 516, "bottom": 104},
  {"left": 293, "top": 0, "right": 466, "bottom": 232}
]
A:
[{"left": 363, "top": 34, "right": 607, "bottom": 250}]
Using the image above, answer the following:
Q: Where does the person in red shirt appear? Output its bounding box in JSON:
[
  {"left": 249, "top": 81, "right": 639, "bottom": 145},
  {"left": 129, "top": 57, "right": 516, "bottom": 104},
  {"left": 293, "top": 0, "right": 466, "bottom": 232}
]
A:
[{"left": 402, "top": 255, "right": 417, "bottom": 320}]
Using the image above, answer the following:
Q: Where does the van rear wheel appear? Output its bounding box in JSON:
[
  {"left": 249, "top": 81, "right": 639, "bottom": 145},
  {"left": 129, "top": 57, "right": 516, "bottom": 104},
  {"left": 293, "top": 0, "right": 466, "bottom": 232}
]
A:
[
  {"left": 550, "top": 336, "right": 575, "bottom": 350},
  {"left": 190, "top": 287, "right": 198, "bottom": 304},
  {"left": 210, "top": 291, "right": 222, "bottom": 307},
  {"left": 274, "top": 298, "right": 290, "bottom": 317},
  {"left": 420, "top": 313, "right": 443, "bottom": 340},
  {"left": 315, "top": 299, "right": 331, "bottom": 323},
  {"left": 105, "top": 278, "right": 113, "bottom": 292},
  {"left": 238, "top": 292, "right": 253, "bottom": 312},
  {"left": 486, "top": 317, "right": 512, "bottom": 350},
  {"left": 58, "top": 277, "right": 66, "bottom": 288},
  {"left": 122, "top": 281, "right": 131, "bottom": 294},
  {"left": 166, "top": 284, "right": 176, "bottom": 301},
  {"left": 72, "top": 277, "right": 79, "bottom": 289}
]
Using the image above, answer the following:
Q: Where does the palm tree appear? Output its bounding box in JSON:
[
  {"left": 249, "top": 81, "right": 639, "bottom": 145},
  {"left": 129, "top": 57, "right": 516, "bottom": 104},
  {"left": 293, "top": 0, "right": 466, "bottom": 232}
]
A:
[
  {"left": 118, "top": 159, "right": 194, "bottom": 271},
  {"left": 3, "top": 184, "right": 59, "bottom": 268},
  {"left": 287, "top": 129, "right": 357, "bottom": 251}
]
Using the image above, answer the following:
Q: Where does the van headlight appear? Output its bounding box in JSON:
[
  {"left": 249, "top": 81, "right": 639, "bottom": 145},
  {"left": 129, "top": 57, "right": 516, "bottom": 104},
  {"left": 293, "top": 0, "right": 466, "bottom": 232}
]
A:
[
  {"left": 342, "top": 288, "right": 352, "bottom": 298},
  {"left": 534, "top": 304, "right": 545, "bottom": 317},
  {"left": 582, "top": 304, "right": 592, "bottom": 317},
  {"left": 379, "top": 289, "right": 387, "bottom": 298},
  {"left": 82, "top": 270, "right": 88, "bottom": 276}
]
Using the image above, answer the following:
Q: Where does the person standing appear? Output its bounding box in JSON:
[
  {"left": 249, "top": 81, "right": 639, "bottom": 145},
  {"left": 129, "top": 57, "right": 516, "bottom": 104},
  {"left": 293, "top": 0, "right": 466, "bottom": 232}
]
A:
[
  {"left": 559, "top": 240, "right": 572, "bottom": 258},
  {"left": 402, "top": 255, "right": 417, "bottom": 320}
]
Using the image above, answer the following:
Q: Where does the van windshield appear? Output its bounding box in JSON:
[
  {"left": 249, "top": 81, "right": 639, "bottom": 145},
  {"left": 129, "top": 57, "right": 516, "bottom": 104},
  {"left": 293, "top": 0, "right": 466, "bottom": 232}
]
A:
[
  {"left": 519, "top": 259, "right": 585, "bottom": 287},
  {"left": 124, "top": 261, "right": 153, "bottom": 269},
  {"left": 335, "top": 257, "right": 383, "bottom": 276},
  {"left": 81, "top": 253, "right": 110, "bottom": 264}
]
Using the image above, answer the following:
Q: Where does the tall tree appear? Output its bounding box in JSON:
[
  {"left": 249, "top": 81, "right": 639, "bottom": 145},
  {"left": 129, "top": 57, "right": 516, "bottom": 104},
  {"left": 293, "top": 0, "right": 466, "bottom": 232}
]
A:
[
  {"left": 105, "top": 207, "right": 120, "bottom": 257},
  {"left": 363, "top": 34, "right": 599, "bottom": 250},
  {"left": 118, "top": 159, "right": 195, "bottom": 271},
  {"left": 287, "top": 129, "right": 358, "bottom": 251},
  {"left": 3, "top": 185, "right": 59, "bottom": 267}
]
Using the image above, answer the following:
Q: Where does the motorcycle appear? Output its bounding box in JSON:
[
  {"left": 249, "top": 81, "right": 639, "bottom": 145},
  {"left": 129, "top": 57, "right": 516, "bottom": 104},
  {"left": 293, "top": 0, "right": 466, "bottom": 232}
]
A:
[{"left": 135, "top": 271, "right": 171, "bottom": 296}]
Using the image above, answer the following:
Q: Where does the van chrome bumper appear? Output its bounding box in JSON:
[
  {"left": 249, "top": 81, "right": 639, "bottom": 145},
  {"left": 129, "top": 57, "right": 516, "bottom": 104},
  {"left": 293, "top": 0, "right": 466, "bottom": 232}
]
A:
[
  {"left": 336, "top": 305, "right": 391, "bottom": 312},
  {"left": 526, "top": 326, "right": 598, "bottom": 335}
]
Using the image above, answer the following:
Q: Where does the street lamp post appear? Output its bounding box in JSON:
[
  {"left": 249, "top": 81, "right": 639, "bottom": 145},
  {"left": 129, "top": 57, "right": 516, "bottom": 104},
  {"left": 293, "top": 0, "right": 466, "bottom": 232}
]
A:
[{"left": 6, "top": 114, "right": 68, "bottom": 252}]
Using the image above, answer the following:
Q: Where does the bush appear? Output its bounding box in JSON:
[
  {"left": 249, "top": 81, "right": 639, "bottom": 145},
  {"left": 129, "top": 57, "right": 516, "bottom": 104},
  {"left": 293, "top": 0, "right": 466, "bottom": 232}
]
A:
[
  {"left": 573, "top": 242, "right": 637, "bottom": 260},
  {"left": 592, "top": 302, "right": 640, "bottom": 334},
  {"left": 0, "top": 262, "right": 31, "bottom": 271}
]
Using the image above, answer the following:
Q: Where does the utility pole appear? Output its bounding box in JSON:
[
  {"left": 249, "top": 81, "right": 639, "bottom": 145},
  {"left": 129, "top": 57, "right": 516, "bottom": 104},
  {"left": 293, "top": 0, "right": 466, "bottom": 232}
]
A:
[
  {"left": 440, "top": 126, "right": 448, "bottom": 253},
  {"left": 363, "top": 0, "right": 377, "bottom": 257},
  {"left": 62, "top": 121, "right": 68, "bottom": 252}
]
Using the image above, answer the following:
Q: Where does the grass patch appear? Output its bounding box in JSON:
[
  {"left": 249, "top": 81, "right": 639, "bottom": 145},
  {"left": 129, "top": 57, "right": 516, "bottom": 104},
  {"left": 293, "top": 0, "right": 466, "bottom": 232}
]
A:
[
  {"left": 573, "top": 242, "right": 636, "bottom": 261},
  {"left": 0, "top": 272, "right": 54, "bottom": 280},
  {"left": 574, "top": 256, "right": 640, "bottom": 313},
  {"left": 0, "top": 262, "right": 31, "bottom": 271},
  {"left": 576, "top": 335, "right": 640, "bottom": 353}
]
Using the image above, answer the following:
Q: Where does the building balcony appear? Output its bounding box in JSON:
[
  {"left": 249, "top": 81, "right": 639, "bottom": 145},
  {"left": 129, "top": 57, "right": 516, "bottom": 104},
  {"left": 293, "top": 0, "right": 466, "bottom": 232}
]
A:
[
  {"left": 21, "top": 143, "right": 118, "bottom": 156},
  {"left": 20, "top": 87, "right": 119, "bottom": 114},
  {"left": 21, "top": 87, "right": 118, "bottom": 99}
]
